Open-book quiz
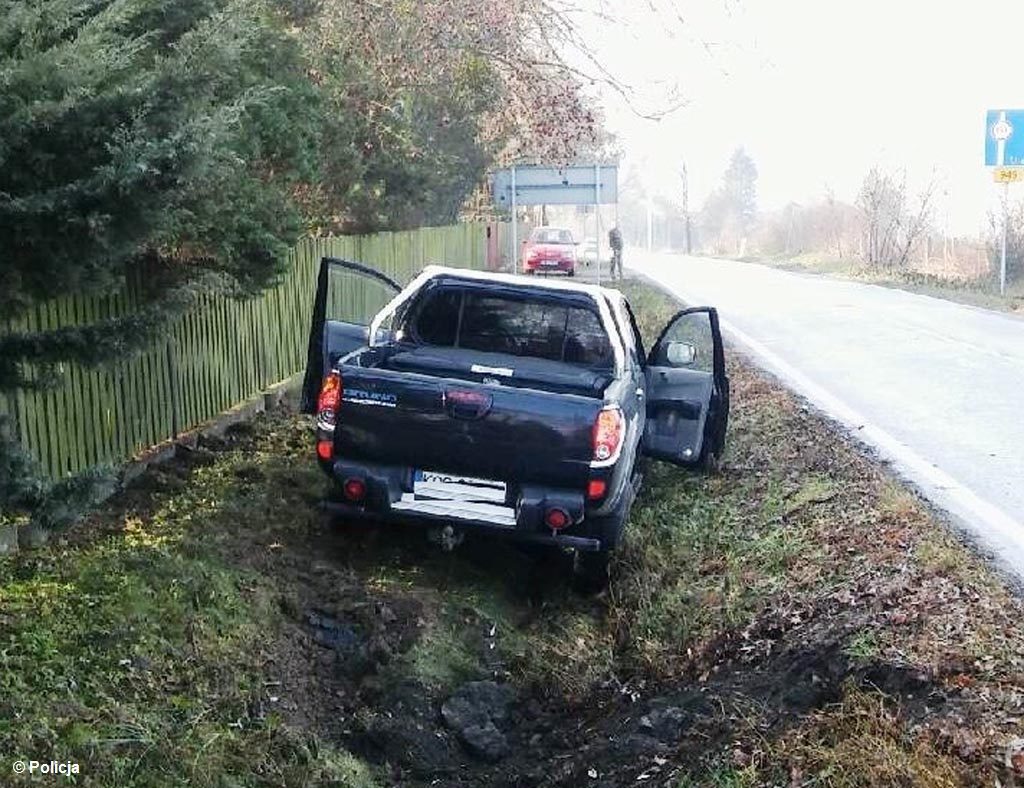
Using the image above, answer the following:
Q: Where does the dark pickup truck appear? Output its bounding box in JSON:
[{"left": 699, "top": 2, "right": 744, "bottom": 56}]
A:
[{"left": 301, "top": 259, "right": 729, "bottom": 587}]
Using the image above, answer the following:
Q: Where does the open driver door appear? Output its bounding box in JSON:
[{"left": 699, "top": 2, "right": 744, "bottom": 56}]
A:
[{"left": 300, "top": 257, "right": 402, "bottom": 413}]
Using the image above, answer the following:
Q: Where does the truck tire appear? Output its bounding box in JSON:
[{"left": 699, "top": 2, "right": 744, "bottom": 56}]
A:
[
  {"left": 572, "top": 483, "right": 634, "bottom": 593},
  {"left": 572, "top": 549, "right": 609, "bottom": 594},
  {"left": 699, "top": 445, "right": 722, "bottom": 474}
]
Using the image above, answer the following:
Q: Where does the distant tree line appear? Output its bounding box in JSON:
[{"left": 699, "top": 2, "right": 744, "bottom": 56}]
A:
[{"left": 632, "top": 147, "right": 1003, "bottom": 283}]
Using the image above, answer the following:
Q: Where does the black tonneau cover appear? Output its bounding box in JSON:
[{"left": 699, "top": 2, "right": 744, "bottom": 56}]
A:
[{"left": 383, "top": 346, "right": 612, "bottom": 396}]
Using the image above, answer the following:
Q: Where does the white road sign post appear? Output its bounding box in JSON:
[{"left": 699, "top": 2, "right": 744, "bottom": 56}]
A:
[
  {"left": 1001, "top": 178, "right": 1009, "bottom": 297},
  {"left": 986, "top": 109, "right": 1024, "bottom": 296},
  {"left": 510, "top": 165, "right": 518, "bottom": 275},
  {"left": 595, "top": 164, "right": 602, "bottom": 286},
  {"left": 996, "top": 117, "right": 1011, "bottom": 296}
]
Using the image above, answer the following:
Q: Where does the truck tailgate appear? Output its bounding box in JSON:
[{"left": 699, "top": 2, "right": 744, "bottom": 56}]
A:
[{"left": 336, "top": 366, "right": 602, "bottom": 488}]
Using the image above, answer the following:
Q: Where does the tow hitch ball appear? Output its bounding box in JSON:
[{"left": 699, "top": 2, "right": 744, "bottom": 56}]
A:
[{"left": 428, "top": 523, "right": 465, "bottom": 552}]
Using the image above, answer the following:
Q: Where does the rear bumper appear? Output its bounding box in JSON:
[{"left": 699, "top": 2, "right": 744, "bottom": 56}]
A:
[
  {"left": 321, "top": 458, "right": 606, "bottom": 551},
  {"left": 323, "top": 501, "right": 602, "bottom": 551},
  {"left": 524, "top": 260, "right": 574, "bottom": 273}
]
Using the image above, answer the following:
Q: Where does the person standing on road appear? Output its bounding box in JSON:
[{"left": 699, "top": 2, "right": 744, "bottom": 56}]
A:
[{"left": 608, "top": 226, "right": 623, "bottom": 281}]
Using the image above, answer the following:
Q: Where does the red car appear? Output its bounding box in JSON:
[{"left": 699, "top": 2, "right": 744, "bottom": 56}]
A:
[{"left": 521, "top": 227, "right": 577, "bottom": 276}]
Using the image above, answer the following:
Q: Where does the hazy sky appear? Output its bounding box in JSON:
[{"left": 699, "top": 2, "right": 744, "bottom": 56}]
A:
[{"left": 572, "top": 0, "right": 1024, "bottom": 235}]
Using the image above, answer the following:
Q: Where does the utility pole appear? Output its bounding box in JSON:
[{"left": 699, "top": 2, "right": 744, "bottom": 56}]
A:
[{"left": 681, "top": 163, "right": 692, "bottom": 254}]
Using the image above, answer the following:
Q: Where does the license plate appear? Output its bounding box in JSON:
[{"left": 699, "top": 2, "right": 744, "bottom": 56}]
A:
[
  {"left": 541, "top": 259, "right": 559, "bottom": 266},
  {"left": 413, "top": 471, "right": 506, "bottom": 503}
]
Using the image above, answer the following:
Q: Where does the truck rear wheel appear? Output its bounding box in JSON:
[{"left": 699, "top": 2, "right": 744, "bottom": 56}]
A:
[
  {"left": 572, "top": 487, "right": 633, "bottom": 593},
  {"left": 572, "top": 549, "right": 609, "bottom": 593}
]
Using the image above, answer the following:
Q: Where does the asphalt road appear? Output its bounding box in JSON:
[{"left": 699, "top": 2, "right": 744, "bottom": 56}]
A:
[{"left": 630, "top": 252, "right": 1024, "bottom": 578}]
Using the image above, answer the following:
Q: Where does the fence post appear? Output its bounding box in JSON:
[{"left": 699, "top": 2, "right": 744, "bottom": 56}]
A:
[{"left": 166, "top": 338, "right": 180, "bottom": 440}]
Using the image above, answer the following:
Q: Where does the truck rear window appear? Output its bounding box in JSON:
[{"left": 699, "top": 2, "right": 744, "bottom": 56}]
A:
[{"left": 407, "top": 289, "right": 613, "bottom": 368}]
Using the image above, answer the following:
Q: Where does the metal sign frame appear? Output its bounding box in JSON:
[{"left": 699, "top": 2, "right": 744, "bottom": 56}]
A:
[
  {"left": 492, "top": 165, "right": 618, "bottom": 207},
  {"left": 491, "top": 164, "right": 619, "bottom": 283}
]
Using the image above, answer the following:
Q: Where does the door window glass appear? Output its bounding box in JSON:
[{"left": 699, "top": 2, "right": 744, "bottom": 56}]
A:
[
  {"left": 326, "top": 265, "right": 398, "bottom": 325},
  {"left": 655, "top": 312, "right": 714, "bottom": 372}
]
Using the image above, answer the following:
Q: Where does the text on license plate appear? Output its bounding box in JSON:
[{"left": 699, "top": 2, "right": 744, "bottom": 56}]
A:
[{"left": 413, "top": 471, "right": 507, "bottom": 503}]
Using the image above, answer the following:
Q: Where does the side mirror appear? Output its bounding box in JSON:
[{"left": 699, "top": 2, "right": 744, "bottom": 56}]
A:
[{"left": 665, "top": 341, "right": 697, "bottom": 367}]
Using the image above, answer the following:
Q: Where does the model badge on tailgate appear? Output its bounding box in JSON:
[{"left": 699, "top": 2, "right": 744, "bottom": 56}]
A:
[{"left": 344, "top": 388, "right": 398, "bottom": 408}]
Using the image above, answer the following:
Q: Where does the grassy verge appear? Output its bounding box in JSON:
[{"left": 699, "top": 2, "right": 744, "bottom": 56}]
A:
[
  {"left": 616, "top": 280, "right": 1024, "bottom": 785},
  {"left": 2, "top": 278, "right": 1023, "bottom": 786},
  {"left": 735, "top": 252, "right": 1024, "bottom": 315},
  {"left": 0, "top": 425, "right": 381, "bottom": 787}
]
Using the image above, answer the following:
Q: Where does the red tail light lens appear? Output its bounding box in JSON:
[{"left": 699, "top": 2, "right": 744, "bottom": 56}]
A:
[
  {"left": 317, "top": 372, "right": 342, "bottom": 425},
  {"left": 316, "top": 372, "right": 341, "bottom": 461},
  {"left": 343, "top": 477, "right": 367, "bottom": 502},
  {"left": 592, "top": 407, "right": 624, "bottom": 465},
  {"left": 587, "top": 479, "right": 607, "bottom": 500},
  {"left": 545, "top": 508, "right": 570, "bottom": 530}
]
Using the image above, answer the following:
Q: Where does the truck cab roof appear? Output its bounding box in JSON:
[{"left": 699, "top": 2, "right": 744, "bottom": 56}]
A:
[{"left": 416, "top": 265, "right": 624, "bottom": 300}]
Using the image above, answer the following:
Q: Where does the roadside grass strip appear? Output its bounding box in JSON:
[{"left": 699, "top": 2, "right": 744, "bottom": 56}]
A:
[{"left": 0, "top": 279, "right": 1021, "bottom": 786}]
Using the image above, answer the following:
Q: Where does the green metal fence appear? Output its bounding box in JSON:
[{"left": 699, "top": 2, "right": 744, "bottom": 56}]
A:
[{"left": 0, "top": 224, "right": 487, "bottom": 479}]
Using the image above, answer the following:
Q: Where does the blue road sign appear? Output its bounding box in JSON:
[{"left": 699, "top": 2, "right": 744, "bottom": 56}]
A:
[{"left": 985, "top": 110, "right": 1024, "bottom": 166}]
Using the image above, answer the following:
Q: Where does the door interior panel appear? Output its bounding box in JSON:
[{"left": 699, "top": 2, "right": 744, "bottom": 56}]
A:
[
  {"left": 641, "top": 306, "right": 726, "bottom": 467},
  {"left": 322, "top": 321, "right": 370, "bottom": 376},
  {"left": 643, "top": 367, "right": 712, "bottom": 463}
]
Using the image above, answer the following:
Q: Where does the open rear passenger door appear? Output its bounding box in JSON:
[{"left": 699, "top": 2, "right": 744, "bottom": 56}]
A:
[
  {"left": 300, "top": 257, "right": 402, "bottom": 413},
  {"left": 642, "top": 307, "right": 730, "bottom": 469}
]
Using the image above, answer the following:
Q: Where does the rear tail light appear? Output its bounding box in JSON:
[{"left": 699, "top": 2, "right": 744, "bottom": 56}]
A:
[
  {"left": 317, "top": 372, "right": 342, "bottom": 428},
  {"left": 545, "top": 508, "right": 570, "bottom": 530},
  {"left": 591, "top": 406, "right": 624, "bottom": 466},
  {"left": 316, "top": 372, "right": 342, "bottom": 460},
  {"left": 587, "top": 479, "right": 607, "bottom": 500},
  {"left": 343, "top": 477, "right": 367, "bottom": 502}
]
